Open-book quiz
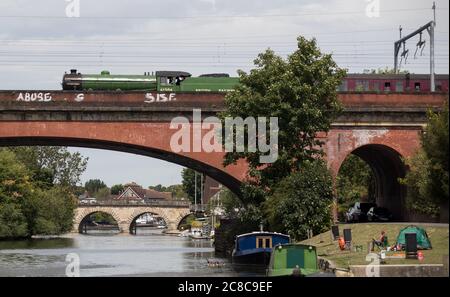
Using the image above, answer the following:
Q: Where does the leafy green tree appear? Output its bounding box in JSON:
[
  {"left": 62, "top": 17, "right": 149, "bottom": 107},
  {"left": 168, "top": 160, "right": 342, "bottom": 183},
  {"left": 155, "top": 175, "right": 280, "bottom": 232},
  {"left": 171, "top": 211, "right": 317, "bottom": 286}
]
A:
[
  {"left": 218, "top": 37, "right": 345, "bottom": 228},
  {"left": 264, "top": 160, "right": 334, "bottom": 241},
  {"left": 84, "top": 179, "right": 107, "bottom": 196},
  {"left": 1, "top": 148, "right": 87, "bottom": 239},
  {"left": 401, "top": 101, "right": 449, "bottom": 217},
  {"left": 149, "top": 184, "right": 166, "bottom": 192},
  {"left": 0, "top": 150, "right": 34, "bottom": 238},
  {"left": 181, "top": 168, "right": 204, "bottom": 204},
  {"left": 218, "top": 189, "right": 242, "bottom": 218},
  {"left": 0, "top": 203, "right": 29, "bottom": 238},
  {"left": 165, "top": 184, "right": 187, "bottom": 200},
  {"left": 95, "top": 187, "right": 111, "bottom": 201},
  {"left": 220, "top": 36, "right": 345, "bottom": 195},
  {"left": 110, "top": 184, "right": 124, "bottom": 195},
  {"left": 30, "top": 187, "right": 77, "bottom": 235},
  {"left": 8, "top": 147, "right": 88, "bottom": 188}
]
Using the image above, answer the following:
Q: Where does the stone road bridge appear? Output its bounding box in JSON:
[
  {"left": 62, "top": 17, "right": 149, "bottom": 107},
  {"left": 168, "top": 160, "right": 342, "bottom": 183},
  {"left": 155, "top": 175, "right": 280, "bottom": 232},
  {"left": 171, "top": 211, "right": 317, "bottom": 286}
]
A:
[{"left": 74, "top": 200, "right": 191, "bottom": 233}]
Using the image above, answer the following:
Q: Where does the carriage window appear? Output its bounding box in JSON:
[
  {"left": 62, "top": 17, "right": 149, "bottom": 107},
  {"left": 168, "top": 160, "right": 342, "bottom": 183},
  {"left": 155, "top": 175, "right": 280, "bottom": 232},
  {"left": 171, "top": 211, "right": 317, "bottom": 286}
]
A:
[
  {"left": 338, "top": 80, "right": 348, "bottom": 92},
  {"left": 384, "top": 82, "right": 391, "bottom": 92},
  {"left": 415, "top": 82, "right": 421, "bottom": 91},
  {"left": 436, "top": 81, "right": 442, "bottom": 91},
  {"left": 265, "top": 238, "right": 271, "bottom": 248},
  {"left": 355, "top": 80, "right": 364, "bottom": 92},
  {"left": 373, "top": 82, "right": 380, "bottom": 91},
  {"left": 396, "top": 81, "right": 404, "bottom": 92}
]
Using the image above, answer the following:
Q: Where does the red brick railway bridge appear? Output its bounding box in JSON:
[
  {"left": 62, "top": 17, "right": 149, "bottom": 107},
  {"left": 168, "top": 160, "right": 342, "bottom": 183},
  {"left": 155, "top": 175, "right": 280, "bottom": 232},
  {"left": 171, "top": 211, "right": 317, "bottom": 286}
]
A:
[{"left": 0, "top": 90, "right": 447, "bottom": 222}]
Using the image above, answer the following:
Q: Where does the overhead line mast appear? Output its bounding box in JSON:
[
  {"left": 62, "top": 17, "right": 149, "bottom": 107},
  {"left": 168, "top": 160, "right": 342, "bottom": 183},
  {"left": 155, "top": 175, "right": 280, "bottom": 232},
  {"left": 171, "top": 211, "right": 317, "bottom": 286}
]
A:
[{"left": 394, "top": 2, "right": 436, "bottom": 91}]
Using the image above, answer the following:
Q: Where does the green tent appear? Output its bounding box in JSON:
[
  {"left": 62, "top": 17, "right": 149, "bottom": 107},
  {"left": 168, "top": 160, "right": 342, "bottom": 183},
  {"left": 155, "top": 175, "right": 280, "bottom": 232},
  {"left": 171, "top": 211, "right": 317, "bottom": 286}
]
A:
[{"left": 396, "top": 225, "right": 432, "bottom": 250}]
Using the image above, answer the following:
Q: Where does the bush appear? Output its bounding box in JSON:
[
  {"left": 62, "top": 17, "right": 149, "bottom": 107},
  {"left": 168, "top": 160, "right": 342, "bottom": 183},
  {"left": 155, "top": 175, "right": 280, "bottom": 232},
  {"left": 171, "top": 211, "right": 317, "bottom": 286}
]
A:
[{"left": 264, "top": 160, "right": 334, "bottom": 241}]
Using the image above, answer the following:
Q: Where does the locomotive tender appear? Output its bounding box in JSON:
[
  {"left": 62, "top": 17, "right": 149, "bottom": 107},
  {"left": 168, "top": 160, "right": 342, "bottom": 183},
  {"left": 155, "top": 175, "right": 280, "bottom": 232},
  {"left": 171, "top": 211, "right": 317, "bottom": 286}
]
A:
[{"left": 62, "top": 69, "right": 449, "bottom": 93}]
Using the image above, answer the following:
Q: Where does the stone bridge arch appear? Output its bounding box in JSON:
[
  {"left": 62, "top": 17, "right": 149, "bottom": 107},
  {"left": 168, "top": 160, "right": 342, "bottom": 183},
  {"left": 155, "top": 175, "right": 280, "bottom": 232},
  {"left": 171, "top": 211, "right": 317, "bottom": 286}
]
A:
[
  {"left": 74, "top": 206, "right": 122, "bottom": 233},
  {"left": 124, "top": 207, "right": 191, "bottom": 232},
  {"left": 74, "top": 206, "right": 191, "bottom": 233}
]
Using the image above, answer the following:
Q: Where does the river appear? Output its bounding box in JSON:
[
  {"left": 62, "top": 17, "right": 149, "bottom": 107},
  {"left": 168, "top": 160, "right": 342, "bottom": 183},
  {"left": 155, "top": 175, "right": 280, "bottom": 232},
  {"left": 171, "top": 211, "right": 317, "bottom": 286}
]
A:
[{"left": 0, "top": 229, "right": 261, "bottom": 277}]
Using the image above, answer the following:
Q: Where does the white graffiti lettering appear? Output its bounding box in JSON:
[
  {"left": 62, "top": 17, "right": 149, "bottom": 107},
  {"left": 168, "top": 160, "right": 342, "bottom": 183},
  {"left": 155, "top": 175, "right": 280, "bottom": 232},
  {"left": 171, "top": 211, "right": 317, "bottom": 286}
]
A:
[
  {"left": 74, "top": 93, "right": 85, "bottom": 102},
  {"left": 144, "top": 93, "right": 176, "bottom": 103},
  {"left": 16, "top": 92, "right": 52, "bottom": 102}
]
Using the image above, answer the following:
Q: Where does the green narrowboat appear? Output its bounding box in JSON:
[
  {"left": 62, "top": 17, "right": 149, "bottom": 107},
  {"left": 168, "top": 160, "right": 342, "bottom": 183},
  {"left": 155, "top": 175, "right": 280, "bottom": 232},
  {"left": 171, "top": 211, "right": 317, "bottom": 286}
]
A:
[{"left": 267, "top": 244, "right": 320, "bottom": 277}]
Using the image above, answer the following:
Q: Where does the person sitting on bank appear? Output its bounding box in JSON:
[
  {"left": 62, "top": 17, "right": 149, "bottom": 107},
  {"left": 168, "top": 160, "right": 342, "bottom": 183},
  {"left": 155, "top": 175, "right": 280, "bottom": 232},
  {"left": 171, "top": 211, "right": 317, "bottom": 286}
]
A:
[{"left": 372, "top": 231, "right": 387, "bottom": 250}]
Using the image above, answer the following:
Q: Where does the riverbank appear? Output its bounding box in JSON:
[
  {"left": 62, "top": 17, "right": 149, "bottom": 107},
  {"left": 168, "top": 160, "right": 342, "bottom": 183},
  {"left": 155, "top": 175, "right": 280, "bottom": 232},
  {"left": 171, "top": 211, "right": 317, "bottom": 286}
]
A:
[{"left": 301, "top": 223, "right": 449, "bottom": 270}]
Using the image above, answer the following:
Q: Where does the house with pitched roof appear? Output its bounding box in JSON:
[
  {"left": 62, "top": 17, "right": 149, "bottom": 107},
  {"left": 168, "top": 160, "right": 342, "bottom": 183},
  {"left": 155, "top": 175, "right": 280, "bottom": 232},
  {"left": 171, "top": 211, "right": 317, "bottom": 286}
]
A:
[{"left": 114, "top": 182, "right": 172, "bottom": 203}]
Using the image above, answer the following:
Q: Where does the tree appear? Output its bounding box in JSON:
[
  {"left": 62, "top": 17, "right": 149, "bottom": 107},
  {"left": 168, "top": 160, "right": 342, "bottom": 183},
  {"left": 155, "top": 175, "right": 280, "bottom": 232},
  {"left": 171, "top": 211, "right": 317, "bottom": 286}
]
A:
[
  {"left": 401, "top": 101, "right": 449, "bottom": 217},
  {"left": 84, "top": 179, "right": 107, "bottom": 196},
  {"left": 110, "top": 184, "right": 124, "bottom": 195},
  {"left": 8, "top": 146, "right": 88, "bottom": 188},
  {"left": 165, "top": 184, "right": 187, "bottom": 200},
  {"left": 0, "top": 148, "right": 86, "bottom": 239},
  {"left": 29, "top": 187, "right": 77, "bottom": 235},
  {"left": 220, "top": 36, "right": 345, "bottom": 196},
  {"left": 181, "top": 168, "right": 204, "bottom": 204},
  {"left": 336, "top": 154, "right": 375, "bottom": 216},
  {"left": 95, "top": 187, "right": 111, "bottom": 201},
  {"left": 264, "top": 160, "right": 334, "bottom": 241},
  {"left": 219, "top": 189, "right": 242, "bottom": 218}
]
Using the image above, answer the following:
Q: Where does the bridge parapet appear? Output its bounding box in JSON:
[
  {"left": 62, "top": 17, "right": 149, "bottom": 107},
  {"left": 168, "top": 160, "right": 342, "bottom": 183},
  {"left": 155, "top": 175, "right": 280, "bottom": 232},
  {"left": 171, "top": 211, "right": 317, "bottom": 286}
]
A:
[{"left": 78, "top": 200, "right": 191, "bottom": 208}]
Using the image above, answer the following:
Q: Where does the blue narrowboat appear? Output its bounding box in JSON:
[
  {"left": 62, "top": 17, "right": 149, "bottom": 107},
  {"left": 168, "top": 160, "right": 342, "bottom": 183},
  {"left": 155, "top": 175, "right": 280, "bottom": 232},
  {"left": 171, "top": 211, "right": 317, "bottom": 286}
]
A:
[{"left": 232, "top": 232, "right": 290, "bottom": 266}]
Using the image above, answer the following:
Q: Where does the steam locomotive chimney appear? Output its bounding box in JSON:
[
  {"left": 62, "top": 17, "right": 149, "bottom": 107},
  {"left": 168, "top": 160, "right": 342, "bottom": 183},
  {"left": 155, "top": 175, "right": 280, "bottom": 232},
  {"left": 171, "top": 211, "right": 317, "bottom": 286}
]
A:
[{"left": 70, "top": 69, "right": 77, "bottom": 74}]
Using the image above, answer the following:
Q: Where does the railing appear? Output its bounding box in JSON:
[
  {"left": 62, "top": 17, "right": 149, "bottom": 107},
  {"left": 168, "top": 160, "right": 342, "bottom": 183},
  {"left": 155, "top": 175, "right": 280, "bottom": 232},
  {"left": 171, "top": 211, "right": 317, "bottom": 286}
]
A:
[
  {"left": 77, "top": 199, "right": 190, "bottom": 207},
  {"left": 190, "top": 204, "right": 208, "bottom": 212}
]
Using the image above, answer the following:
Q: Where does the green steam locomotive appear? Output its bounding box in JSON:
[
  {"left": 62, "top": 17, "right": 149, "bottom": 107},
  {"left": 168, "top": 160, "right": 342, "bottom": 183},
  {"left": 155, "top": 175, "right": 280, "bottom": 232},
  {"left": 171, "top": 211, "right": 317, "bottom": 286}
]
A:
[{"left": 62, "top": 69, "right": 239, "bottom": 92}]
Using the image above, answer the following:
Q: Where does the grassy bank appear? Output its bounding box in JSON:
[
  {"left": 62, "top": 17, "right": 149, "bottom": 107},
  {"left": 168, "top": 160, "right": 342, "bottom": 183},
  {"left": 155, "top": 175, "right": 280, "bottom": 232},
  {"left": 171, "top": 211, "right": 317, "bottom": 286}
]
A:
[{"left": 300, "top": 223, "right": 449, "bottom": 269}]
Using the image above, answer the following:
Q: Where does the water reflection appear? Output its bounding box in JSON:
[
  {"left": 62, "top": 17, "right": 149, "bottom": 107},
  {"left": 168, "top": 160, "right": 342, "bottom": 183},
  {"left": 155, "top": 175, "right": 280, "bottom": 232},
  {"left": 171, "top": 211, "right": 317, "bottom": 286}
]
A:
[{"left": 0, "top": 233, "right": 260, "bottom": 277}]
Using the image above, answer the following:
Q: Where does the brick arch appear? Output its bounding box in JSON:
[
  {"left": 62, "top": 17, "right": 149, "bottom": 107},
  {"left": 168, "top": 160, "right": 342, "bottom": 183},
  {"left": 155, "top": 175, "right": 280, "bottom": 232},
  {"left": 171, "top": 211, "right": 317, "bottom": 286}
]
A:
[
  {"left": 0, "top": 123, "right": 249, "bottom": 195},
  {"left": 334, "top": 143, "right": 408, "bottom": 220},
  {"left": 325, "top": 128, "right": 422, "bottom": 221}
]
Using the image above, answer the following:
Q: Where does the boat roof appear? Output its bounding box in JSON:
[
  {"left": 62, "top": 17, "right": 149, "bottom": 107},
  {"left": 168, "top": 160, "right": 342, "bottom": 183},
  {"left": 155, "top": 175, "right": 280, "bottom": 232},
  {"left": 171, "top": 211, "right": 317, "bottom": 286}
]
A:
[
  {"left": 273, "top": 243, "right": 316, "bottom": 249},
  {"left": 236, "top": 231, "right": 290, "bottom": 239}
]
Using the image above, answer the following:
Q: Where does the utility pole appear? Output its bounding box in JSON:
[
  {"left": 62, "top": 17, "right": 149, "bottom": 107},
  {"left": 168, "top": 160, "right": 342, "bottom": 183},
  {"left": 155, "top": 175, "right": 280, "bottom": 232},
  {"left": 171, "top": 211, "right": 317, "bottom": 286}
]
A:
[
  {"left": 194, "top": 171, "right": 197, "bottom": 212},
  {"left": 429, "top": 1, "right": 436, "bottom": 92},
  {"left": 394, "top": 2, "right": 436, "bottom": 91}
]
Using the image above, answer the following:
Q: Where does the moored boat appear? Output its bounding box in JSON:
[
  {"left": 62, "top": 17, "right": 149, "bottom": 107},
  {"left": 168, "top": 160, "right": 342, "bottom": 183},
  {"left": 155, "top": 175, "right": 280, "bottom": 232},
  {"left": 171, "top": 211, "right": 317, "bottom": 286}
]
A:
[
  {"left": 232, "top": 232, "right": 290, "bottom": 267},
  {"left": 267, "top": 244, "right": 320, "bottom": 277}
]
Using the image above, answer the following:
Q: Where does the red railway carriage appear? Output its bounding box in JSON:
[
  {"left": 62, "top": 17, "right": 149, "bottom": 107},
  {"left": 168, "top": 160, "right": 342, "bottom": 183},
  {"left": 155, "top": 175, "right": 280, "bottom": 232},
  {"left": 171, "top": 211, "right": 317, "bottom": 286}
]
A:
[{"left": 340, "top": 74, "right": 449, "bottom": 93}]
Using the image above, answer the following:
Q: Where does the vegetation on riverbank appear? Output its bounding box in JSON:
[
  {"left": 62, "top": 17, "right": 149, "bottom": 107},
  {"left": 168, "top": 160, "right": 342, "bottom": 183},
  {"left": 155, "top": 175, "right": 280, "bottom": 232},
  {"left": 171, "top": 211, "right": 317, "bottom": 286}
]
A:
[
  {"left": 0, "top": 147, "right": 87, "bottom": 239},
  {"left": 301, "top": 223, "right": 449, "bottom": 268}
]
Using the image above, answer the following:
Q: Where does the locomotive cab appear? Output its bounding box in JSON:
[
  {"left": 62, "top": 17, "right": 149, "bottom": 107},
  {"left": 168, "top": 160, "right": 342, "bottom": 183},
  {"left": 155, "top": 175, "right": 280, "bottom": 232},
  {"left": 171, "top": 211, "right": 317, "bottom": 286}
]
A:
[{"left": 156, "top": 71, "right": 192, "bottom": 91}]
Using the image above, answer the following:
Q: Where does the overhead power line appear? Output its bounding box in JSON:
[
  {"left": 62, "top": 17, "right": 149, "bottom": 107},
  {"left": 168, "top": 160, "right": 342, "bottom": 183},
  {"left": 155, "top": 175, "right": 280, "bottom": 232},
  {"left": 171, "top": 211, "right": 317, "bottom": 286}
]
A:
[{"left": 0, "top": 7, "right": 447, "bottom": 20}]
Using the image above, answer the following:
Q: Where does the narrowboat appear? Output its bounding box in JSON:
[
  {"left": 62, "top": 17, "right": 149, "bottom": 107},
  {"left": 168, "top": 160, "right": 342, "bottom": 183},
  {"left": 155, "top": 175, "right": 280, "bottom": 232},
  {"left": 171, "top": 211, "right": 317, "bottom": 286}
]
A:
[
  {"left": 232, "top": 232, "right": 290, "bottom": 266},
  {"left": 267, "top": 244, "right": 320, "bottom": 277}
]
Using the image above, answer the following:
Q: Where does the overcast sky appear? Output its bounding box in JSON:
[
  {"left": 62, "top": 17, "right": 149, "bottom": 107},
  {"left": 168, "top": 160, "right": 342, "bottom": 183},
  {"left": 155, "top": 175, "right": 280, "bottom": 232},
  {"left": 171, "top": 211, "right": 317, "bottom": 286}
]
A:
[{"left": 1, "top": 0, "right": 448, "bottom": 187}]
